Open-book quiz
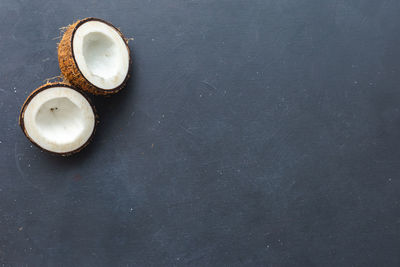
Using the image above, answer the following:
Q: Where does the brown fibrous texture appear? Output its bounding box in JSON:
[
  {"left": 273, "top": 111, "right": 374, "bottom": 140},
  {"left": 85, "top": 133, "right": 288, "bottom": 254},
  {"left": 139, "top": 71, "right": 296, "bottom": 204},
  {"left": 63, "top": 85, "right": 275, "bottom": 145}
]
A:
[
  {"left": 58, "top": 18, "right": 131, "bottom": 95},
  {"left": 19, "top": 82, "right": 98, "bottom": 156}
]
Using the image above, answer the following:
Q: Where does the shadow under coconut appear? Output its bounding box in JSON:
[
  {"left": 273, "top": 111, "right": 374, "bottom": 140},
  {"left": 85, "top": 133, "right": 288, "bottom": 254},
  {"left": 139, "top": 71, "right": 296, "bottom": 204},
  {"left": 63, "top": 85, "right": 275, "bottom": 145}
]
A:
[
  {"left": 91, "top": 61, "right": 137, "bottom": 141},
  {"left": 41, "top": 134, "right": 99, "bottom": 168}
]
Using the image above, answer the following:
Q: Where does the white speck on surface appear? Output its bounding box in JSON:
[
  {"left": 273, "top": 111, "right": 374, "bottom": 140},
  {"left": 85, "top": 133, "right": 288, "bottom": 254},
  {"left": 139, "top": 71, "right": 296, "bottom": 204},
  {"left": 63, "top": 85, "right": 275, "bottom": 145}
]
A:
[
  {"left": 388, "top": 178, "right": 392, "bottom": 182},
  {"left": 151, "top": 38, "right": 155, "bottom": 41},
  {"left": 28, "top": 164, "right": 31, "bottom": 168},
  {"left": 199, "top": 94, "right": 202, "bottom": 98},
  {"left": 354, "top": 81, "right": 358, "bottom": 84},
  {"left": 0, "top": 141, "right": 2, "bottom": 144},
  {"left": 161, "top": 114, "right": 165, "bottom": 118}
]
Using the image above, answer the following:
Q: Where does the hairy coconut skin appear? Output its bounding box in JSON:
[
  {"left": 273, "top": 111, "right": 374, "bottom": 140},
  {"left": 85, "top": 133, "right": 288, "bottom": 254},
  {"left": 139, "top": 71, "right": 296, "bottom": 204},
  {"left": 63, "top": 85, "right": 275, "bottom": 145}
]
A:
[
  {"left": 19, "top": 82, "right": 98, "bottom": 156},
  {"left": 58, "top": 17, "right": 131, "bottom": 95}
]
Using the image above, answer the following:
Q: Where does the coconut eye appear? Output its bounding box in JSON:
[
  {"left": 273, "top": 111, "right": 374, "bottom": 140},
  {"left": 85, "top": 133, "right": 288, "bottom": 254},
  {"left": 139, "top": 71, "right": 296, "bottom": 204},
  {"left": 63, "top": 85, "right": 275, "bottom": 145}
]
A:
[
  {"left": 58, "top": 18, "right": 131, "bottom": 95},
  {"left": 19, "top": 84, "right": 97, "bottom": 155}
]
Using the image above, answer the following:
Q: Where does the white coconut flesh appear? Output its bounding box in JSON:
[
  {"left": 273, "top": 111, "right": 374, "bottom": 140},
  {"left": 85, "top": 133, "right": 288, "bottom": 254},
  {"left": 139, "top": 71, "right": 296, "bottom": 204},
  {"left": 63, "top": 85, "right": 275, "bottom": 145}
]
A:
[
  {"left": 73, "top": 20, "right": 129, "bottom": 90},
  {"left": 23, "top": 86, "right": 95, "bottom": 153}
]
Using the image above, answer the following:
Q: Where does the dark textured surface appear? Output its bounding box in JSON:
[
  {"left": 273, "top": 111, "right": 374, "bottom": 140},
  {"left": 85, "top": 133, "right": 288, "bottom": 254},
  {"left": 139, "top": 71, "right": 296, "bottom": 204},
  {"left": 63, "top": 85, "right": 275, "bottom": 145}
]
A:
[{"left": 1, "top": 0, "right": 400, "bottom": 266}]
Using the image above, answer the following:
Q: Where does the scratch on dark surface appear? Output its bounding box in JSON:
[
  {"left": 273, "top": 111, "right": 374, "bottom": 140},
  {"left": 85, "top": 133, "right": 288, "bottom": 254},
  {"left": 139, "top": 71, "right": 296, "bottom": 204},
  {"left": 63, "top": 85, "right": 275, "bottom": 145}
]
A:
[
  {"left": 167, "top": 199, "right": 197, "bottom": 208},
  {"left": 201, "top": 81, "right": 218, "bottom": 92},
  {"left": 171, "top": 39, "right": 186, "bottom": 51},
  {"left": 181, "top": 244, "right": 217, "bottom": 265},
  {"left": 14, "top": 143, "right": 26, "bottom": 180},
  {"left": 179, "top": 125, "right": 196, "bottom": 137},
  {"left": 14, "top": 143, "right": 40, "bottom": 190},
  {"left": 138, "top": 108, "right": 155, "bottom": 123}
]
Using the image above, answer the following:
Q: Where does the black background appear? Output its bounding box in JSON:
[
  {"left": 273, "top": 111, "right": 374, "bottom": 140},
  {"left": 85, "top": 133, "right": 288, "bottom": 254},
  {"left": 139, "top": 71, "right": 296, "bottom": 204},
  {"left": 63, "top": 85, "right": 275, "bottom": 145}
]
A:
[{"left": 1, "top": 0, "right": 400, "bottom": 266}]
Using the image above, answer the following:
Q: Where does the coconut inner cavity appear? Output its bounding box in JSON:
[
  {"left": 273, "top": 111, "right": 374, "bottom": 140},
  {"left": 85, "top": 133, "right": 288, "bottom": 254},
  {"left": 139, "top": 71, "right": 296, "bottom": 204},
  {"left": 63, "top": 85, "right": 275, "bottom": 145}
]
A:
[
  {"left": 83, "top": 32, "right": 118, "bottom": 80},
  {"left": 35, "top": 97, "right": 84, "bottom": 144},
  {"left": 72, "top": 20, "right": 130, "bottom": 90}
]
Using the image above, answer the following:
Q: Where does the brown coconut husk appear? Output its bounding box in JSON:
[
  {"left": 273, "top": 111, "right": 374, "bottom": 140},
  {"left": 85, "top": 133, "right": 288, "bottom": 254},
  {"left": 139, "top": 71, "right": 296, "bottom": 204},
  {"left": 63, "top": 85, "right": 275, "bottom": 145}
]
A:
[
  {"left": 58, "top": 17, "right": 131, "bottom": 95},
  {"left": 19, "top": 82, "right": 98, "bottom": 156}
]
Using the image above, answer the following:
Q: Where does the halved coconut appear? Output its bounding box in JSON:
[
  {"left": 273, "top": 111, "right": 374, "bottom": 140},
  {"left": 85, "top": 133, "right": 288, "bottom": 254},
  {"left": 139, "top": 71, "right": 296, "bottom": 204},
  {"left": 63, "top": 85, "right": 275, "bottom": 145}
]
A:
[
  {"left": 19, "top": 83, "right": 97, "bottom": 156},
  {"left": 58, "top": 18, "right": 131, "bottom": 95}
]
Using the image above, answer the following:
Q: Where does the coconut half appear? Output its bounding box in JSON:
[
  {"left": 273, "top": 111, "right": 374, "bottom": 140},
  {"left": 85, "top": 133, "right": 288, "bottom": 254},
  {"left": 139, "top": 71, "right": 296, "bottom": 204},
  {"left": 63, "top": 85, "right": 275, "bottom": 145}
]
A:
[
  {"left": 58, "top": 18, "right": 131, "bottom": 95},
  {"left": 19, "top": 83, "right": 97, "bottom": 156}
]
